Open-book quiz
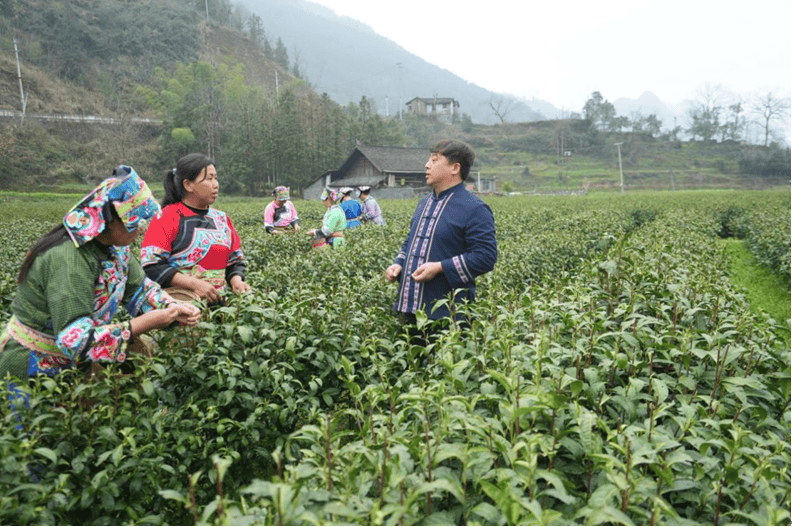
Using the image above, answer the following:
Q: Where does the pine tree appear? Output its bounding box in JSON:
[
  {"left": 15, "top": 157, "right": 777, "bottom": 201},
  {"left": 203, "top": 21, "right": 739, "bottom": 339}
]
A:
[{"left": 274, "top": 37, "right": 289, "bottom": 71}]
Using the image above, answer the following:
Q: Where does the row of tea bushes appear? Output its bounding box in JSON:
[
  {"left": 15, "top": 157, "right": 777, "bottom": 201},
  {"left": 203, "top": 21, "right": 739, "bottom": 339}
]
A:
[
  {"left": 0, "top": 190, "right": 789, "bottom": 525},
  {"left": 213, "top": 200, "right": 789, "bottom": 525}
]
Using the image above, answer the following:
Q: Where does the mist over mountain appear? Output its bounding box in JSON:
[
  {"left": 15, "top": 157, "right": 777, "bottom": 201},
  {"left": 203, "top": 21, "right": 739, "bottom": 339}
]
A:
[
  {"left": 613, "top": 91, "right": 690, "bottom": 132},
  {"left": 235, "top": 0, "right": 558, "bottom": 124}
]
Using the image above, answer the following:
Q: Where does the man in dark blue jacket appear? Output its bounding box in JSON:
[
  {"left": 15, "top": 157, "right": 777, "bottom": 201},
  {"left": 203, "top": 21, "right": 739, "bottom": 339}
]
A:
[{"left": 386, "top": 140, "right": 497, "bottom": 336}]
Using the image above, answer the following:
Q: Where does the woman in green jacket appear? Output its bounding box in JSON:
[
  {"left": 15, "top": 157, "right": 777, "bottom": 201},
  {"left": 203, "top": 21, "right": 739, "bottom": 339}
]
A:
[
  {"left": 308, "top": 187, "right": 347, "bottom": 250},
  {"left": 0, "top": 166, "right": 201, "bottom": 390}
]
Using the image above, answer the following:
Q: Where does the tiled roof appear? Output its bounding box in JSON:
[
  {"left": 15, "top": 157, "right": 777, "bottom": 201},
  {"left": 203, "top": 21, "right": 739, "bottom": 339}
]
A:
[
  {"left": 305, "top": 144, "right": 430, "bottom": 191},
  {"left": 355, "top": 144, "right": 428, "bottom": 173},
  {"left": 406, "top": 97, "right": 459, "bottom": 106}
]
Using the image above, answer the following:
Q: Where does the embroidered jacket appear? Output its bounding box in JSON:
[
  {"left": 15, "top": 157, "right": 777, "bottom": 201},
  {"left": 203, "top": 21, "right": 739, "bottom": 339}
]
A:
[
  {"left": 263, "top": 200, "right": 300, "bottom": 233},
  {"left": 0, "top": 240, "right": 174, "bottom": 379},
  {"left": 393, "top": 182, "right": 497, "bottom": 320},
  {"left": 140, "top": 202, "right": 246, "bottom": 290}
]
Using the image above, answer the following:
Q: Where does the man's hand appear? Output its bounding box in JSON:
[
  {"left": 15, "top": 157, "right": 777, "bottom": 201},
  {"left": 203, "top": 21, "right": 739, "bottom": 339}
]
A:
[
  {"left": 412, "top": 262, "right": 443, "bottom": 283},
  {"left": 385, "top": 264, "right": 402, "bottom": 282}
]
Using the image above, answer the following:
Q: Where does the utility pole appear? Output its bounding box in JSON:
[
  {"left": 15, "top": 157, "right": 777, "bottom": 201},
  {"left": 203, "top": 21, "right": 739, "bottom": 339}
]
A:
[
  {"left": 614, "top": 142, "right": 624, "bottom": 194},
  {"left": 13, "top": 37, "right": 26, "bottom": 125},
  {"left": 397, "top": 62, "right": 403, "bottom": 121}
]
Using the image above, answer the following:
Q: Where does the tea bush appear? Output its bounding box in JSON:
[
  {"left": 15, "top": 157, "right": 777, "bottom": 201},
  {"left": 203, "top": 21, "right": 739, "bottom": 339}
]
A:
[{"left": 0, "top": 190, "right": 789, "bottom": 525}]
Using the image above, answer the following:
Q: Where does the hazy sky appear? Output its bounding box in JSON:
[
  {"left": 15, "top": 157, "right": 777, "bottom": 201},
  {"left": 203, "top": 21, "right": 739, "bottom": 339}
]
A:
[{"left": 308, "top": 0, "right": 791, "bottom": 111}]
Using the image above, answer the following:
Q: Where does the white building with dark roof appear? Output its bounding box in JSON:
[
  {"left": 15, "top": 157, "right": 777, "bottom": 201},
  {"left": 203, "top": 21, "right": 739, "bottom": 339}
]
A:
[{"left": 405, "top": 97, "right": 460, "bottom": 122}]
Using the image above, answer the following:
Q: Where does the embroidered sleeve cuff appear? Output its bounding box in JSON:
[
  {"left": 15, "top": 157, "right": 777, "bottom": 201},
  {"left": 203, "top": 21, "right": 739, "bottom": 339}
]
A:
[
  {"left": 394, "top": 252, "right": 406, "bottom": 267},
  {"left": 64, "top": 320, "right": 132, "bottom": 365},
  {"left": 442, "top": 255, "right": 474, "bottom": 288},
  {"left": 127, "top": 278, "right": 173, "bottom": 314},
  {"left": 89, "top": 321, "right": 132, "bottom": 363},
  {"left": 57, "top": 317, "right": 94, "bottom": 362}
]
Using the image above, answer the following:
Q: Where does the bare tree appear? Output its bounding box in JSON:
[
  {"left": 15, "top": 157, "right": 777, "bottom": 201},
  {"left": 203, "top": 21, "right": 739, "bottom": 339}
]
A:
[
  {"left": 488, "top": 95, "right": 516, "bottom": 124},
  {"left": 751, "top": 91, "right": 791, "bottom": 147}
]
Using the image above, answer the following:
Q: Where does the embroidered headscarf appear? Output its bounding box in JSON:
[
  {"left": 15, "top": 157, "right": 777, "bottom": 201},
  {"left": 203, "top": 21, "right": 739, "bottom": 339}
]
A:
[
  {"left": 273, "top": 186, "right": 290, "bottom": 201},
  {"left": 64, "top": 166, "right": 160, "bottom": 247},
  {"left": 358, "top": 186, "right": 371, "bottom": 194},
  {"left": 339, "top": 187, "right": 354, "bottom": 196},
  {"left": 320, "top": 187, "right": 340, "bottom": 203}
]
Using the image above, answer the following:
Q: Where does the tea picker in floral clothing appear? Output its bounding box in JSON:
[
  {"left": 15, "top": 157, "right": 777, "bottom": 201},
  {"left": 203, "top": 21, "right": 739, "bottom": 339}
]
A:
[
  {"left": 0, "top": 166, "right": 201, "bottom": 387},
  {"left": 307, "top": 187, "right": 347, "bottom": 250},
  {"left": 263, "top": 186, "right": 300, "bottom": 234},
  {"left": 385, "top": 140, "right": 497, "bottom": 341},
  {"left": 141, "top": 153, "right": 251, "bottom": 305}
]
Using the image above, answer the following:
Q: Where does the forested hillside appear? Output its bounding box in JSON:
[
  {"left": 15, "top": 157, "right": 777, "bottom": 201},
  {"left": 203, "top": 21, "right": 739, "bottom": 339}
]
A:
[{"left": 0, "top": 0, "right": 416, "bottom": 191}]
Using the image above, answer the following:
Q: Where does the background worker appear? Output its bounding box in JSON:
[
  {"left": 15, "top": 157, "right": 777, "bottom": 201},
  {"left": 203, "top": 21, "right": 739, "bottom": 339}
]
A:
[{"left": 263, "top": 186, "right": 300, "bottom": 234}]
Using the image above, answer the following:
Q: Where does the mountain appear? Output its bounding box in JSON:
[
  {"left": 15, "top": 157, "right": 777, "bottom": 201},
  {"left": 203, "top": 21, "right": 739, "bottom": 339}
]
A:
[
  {"left": 235, "top": 0, "right": 559, "bottom": 124},
  {"left": 613, "top": 91, "right": 690, "bottom": 132}
]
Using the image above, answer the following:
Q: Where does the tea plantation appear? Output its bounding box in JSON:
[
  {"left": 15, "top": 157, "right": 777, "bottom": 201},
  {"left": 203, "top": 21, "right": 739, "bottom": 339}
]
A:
[{"left": 0, "top": 190, "right": 789, "bottom": 525}]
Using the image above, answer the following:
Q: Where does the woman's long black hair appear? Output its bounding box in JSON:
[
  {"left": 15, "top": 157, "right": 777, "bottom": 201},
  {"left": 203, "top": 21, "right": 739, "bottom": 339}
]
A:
[{"left": 162, "top": 153, "right": 215, "bottom": 207}]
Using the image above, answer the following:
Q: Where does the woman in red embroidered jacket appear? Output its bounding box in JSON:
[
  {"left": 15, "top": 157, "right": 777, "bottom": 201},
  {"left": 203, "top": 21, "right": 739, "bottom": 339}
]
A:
[{"left": 141, "top": 154, "right": 251, "bottom": 304}]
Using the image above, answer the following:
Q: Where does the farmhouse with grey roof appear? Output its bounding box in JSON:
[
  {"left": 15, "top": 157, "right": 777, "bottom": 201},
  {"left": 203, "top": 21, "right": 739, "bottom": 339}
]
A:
[
  {"left": 304, "top": 144, "right": 430, "bottom": 200},
  {"left": 304, "top": 143, "right": 496, "bottom": 200}
]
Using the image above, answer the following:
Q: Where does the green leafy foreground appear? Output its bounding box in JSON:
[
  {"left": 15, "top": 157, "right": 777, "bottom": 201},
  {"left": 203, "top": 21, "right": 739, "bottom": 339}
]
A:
[{"left": 0, "top": 190, "right": 789, "bottom": 525}]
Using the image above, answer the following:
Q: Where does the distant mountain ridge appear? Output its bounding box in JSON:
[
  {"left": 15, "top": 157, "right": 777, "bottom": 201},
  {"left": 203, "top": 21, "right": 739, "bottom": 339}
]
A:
[
  {"left": 239, "top": 0, "right": 692, "bottom": 129},
  {"left": 613, "top": 91, "right": 691, "bottom": 131},
  {"left": 236, "top": 0, "right": 552, "bottom": 124}
]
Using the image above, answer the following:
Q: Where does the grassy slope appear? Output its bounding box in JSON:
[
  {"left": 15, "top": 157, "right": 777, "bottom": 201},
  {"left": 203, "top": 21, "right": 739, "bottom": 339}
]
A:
[
  {"left": 474, "top": 141, "right": 769, "bottom": 192},
  {"left": 723, "top": 238, "right": 791, "bottom": 328}
]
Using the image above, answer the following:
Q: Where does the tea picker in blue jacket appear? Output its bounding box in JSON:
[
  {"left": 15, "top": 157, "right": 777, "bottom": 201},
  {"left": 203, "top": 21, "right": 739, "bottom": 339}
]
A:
[{"left": 339, "top": 187, "right": 363, "bottom": 229}]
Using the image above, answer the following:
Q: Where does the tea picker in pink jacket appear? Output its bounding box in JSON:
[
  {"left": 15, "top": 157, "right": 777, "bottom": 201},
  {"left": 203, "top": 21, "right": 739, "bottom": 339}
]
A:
[{"left": 263, "top": 186, "right": 300, "bottom": 234}]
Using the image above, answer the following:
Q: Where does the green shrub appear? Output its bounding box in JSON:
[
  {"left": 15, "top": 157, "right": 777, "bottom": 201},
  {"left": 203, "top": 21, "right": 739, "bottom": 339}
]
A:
[{"left": 0, "top": 191, "right": 789, "bottom": 525}]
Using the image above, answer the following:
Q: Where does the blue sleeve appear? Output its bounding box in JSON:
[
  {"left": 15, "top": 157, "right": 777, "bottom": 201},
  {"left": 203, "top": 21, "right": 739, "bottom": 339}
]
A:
[{"left": 440, "top": 202, "right": 497, "bottom": 288}]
